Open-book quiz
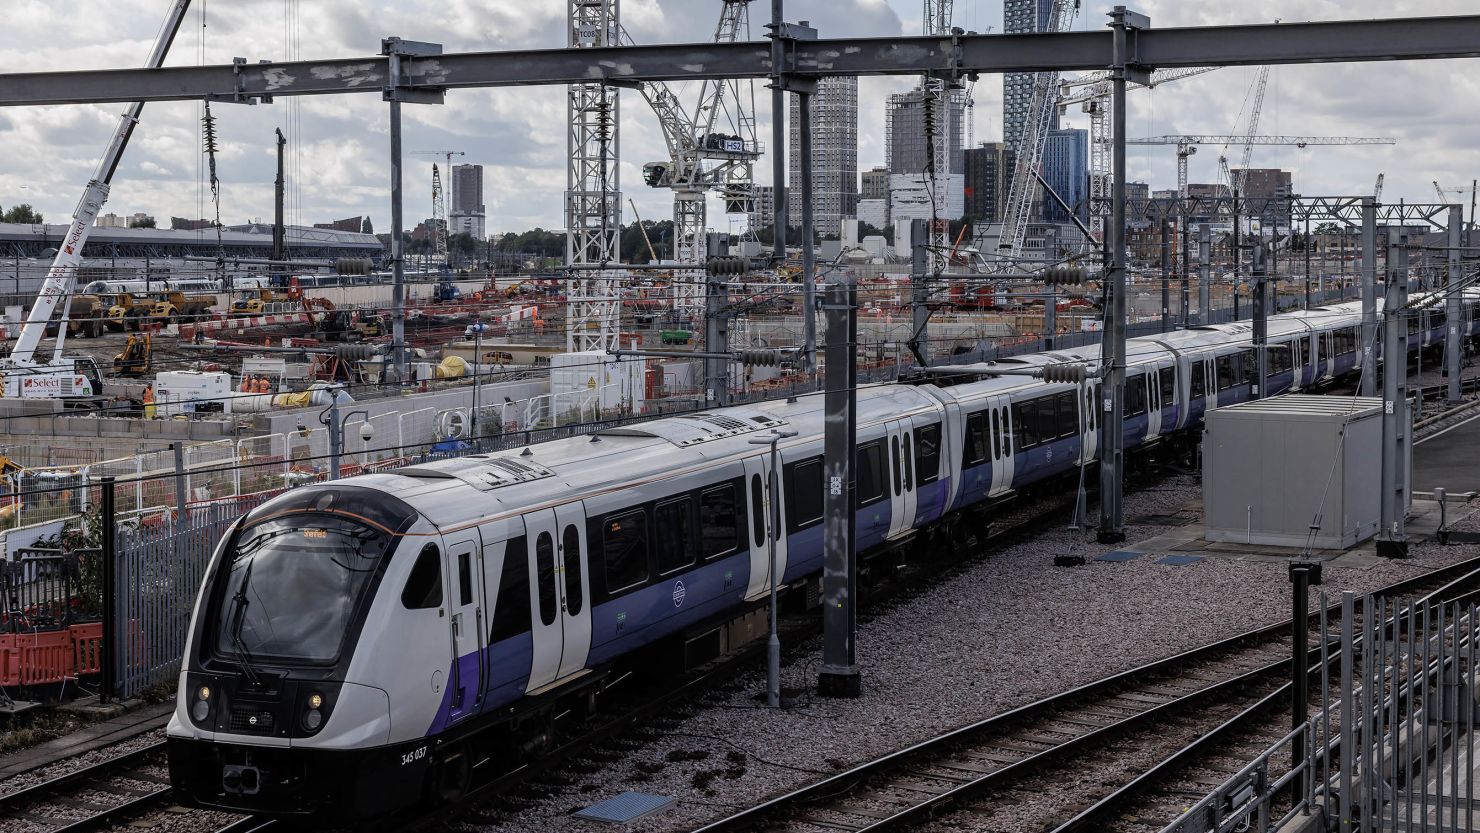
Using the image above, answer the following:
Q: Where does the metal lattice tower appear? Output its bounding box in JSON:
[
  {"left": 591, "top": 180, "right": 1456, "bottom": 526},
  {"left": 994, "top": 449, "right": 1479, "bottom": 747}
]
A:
[
  {"left": 566, "top": 0, "right": 622, "bottom": 352},
  {"left": 996, "top": 0, "right": 1077, "bottom": 261},
  {"left": 922, "top": 0, "right": 954, "bottom": 271},
  {"left": 430, "top": 164, "right": 447, "bottom": 264}
]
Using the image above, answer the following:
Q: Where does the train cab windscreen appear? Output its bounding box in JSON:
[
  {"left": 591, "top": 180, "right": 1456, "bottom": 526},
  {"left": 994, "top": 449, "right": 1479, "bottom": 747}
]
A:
[{"left": 210, "top": 515, "right": 391, "bottom": 666}]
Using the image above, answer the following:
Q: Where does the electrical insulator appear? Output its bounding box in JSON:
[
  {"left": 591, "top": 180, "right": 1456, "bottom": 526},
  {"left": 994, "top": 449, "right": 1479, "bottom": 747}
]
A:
[
  {"left": 739, "top": 349, "right": 784, "bottom": 367},
  {"left": 334, "top": 344, "right": 377, "bottom": 362},
  {"left": 1044, "top": 265, "right": 1089, "bottom": 286},
  {"left": 1041, "top": 363, "right": 1089, "bottom": 384},
  {"left": 706, "top": 257, "right": 746, "bottom": 276}
]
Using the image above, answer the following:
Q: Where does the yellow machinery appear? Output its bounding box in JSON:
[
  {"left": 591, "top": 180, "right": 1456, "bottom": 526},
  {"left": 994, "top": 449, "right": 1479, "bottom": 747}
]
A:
[{"left": 113, "top": 333, "right": 152, "bottom": 376}]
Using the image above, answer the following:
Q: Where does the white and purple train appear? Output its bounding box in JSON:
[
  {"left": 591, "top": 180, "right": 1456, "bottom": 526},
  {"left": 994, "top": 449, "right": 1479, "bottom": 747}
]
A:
[{"left": 167, "top": 291, "right": 1479, "bottom": 816}]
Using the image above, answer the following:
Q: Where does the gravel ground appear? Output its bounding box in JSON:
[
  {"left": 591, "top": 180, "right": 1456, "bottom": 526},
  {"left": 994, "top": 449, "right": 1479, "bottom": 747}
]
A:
[
  {"left": 464, "top": 477, "right": 1480, "bottom": 833},
  {"left": 0, "top": 728, "right": 165, "bottom": 798}
]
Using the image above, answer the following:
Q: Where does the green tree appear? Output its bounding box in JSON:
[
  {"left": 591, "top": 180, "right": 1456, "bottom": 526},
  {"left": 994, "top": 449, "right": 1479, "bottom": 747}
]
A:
[
  {"left": 128, "top": 215, "right": 157, "bottom": 229},
  {"left": 2, "top": 204, "right": 43, "bottom": 224},
  {"left": 361, "top": 216, "right": 374, "bottom": 235}
]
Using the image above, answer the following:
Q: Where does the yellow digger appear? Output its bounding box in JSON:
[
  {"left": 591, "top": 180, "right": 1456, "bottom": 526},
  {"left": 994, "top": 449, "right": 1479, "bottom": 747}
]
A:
[{"left": 113, "top": 333, "right": 152, "bottom": 376}]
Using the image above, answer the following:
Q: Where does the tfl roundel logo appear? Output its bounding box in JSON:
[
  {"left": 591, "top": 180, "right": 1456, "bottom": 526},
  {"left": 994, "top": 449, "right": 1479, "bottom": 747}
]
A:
[{"left": 672, "top": 580, "right": 686, "bottom": 608}]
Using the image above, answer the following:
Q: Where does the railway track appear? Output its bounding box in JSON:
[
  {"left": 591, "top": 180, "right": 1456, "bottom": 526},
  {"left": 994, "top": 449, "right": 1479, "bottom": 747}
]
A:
[
  {"left": 0, "top": 741, "right": 174, "bottom": 833},
  {"left": 689, "top": 556, "right": 1480, "bottom": 833}
]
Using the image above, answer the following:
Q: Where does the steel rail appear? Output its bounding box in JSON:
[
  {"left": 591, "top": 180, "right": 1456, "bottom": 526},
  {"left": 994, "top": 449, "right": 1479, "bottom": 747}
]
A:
[{"left": 689, "top": 554, "right": 1480, "bottom": 833}]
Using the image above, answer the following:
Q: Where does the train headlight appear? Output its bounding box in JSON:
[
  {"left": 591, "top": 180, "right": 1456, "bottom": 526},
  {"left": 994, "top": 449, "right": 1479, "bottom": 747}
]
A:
[
  {"left": 302, "top": 709, "right": 323, "bottom": 731},
  {"left": 197, "top": 685, "right": 211, "bottom": 701},
  {"left": 191, "top": 699, "right": 210, "bottom": 723},
  {"left": 307, "top": 692, "right": 323, "bottom": 710}
]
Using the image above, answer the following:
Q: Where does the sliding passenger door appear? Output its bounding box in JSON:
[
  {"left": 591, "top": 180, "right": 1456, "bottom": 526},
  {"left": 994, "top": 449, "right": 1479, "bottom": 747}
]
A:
[
  {"left": 742, "top": 455, "right": 788, "bottom": 601},
  {"left": 553, "top": 502, "right": 591, "bottom": 679},
  {"left": 521, "top": 508, "right": 563, "bottom": 692},
  {"left": 885, "top": 420, "right": 918, "bottom": 540},
  {"left": 442, "top": 527, "right": 485, "bottom": 725}
]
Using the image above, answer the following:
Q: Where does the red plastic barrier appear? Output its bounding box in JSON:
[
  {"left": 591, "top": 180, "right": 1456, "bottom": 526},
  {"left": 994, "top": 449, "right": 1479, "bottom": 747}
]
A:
[
  {"left": 70, "top": 623, "right": 102, "bottom": 675},
  {"left": 0, "top": 636, "right": 19, "bottom": 688},
  {"left": 15, "top": 630, "right": 74, "bottom": 686}
]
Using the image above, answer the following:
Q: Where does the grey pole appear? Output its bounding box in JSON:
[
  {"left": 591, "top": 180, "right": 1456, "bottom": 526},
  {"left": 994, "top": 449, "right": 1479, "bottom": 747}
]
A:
[
  {"left": 327, "top": 394, "right": 343, "bottom": 480},
  {"left": 1198, "top": 223, "right": 1211, "bottom": 325},
  {"left": 1304, "top": 215, "right": 1312, "bottom": 309},
  {"left": 471, "top": 324, "right": 481, "bottom": 447},
  {"left": 1359, "top": 196, "right": 1377, "bottom": 396},
  {"left": 767, "top": 1, "right": 787, "bottom": 268},
  {"left": 171, "top": 442, "right": 188, "bottom": 554},
  {"left": 1097, "top": 6, "right": 1140, "bottom": 546},
  {"left": 1377, "top": 227, "right": 1409, "bottom": 559},
  {"left": 909, "top": 218, "right": 930, "bottom": 364},
  {"left": 1447, "top": 205, "right": 1463, "bottom": 405},
  {"left": 389, "top": 98, "right": 407, "bottom": 387},
  {"left": 705, "top": 270, "right": 731, "bottom": 406},
  {"left": 1251, "top": 241, "right": 1268, "bottom": 399},
  {"left": 1180, "top": 220, "right": 1190, "bottom": 327},
  {"left": 1338, "top": 591, "right": 1355, "bottom": 833},
  {"left": 798, "top": 88, "right": 818, "bottom": 375},
  {"left": 1159, "top": 217, "right": 1170, "bottom": 332},
  {"left": 818, "top": 274, "right": 859, "bottom": 697},
  {"left": 1288, "top": 559, "right": 1320, "bottom": 802},
  {"left": 749, "top": 428, "right": 798, "bottom": 708}
]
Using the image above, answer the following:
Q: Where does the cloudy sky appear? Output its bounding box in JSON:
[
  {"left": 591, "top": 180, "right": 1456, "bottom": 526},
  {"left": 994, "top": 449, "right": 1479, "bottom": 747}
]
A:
[{"left": 1, "top": 0, "right": 1477, "bottom": 236}]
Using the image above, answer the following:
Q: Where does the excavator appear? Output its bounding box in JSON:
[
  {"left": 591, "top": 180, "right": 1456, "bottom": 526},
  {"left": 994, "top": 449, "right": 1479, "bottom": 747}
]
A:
[{"left": 113, "top": 333, "right": 152, "bottom": 376}]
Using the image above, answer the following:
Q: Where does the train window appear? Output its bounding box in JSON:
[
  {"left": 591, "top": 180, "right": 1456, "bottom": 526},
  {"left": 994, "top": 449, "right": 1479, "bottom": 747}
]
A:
[
  {"left": 1159, "top": 367, "right": 1175, "bottom": 406},
  {"left": 1084, "top": 387, "right": 1096, "bottom": 432},
  {"left": 915, "top": 423, "right": 941, "bottom": 484},
  {"left": 489, "top": 536, "right": 531, "bottom": 642},
  {"left": 536, "top": 533, "right": 557, "bottom": 625},
  {"left": 1054, "top": 392, "right": 1076, "bottom": 438},
  {"left": 750, "top": 474, "right": 766, "bottom": 545},
  {"left": 989, "top": 409, "right": 1001, "bottom": 461},
  {"left": 856, "top": 441, "right": 887, "bottom": 507},
  {"left": 1013, "top": 401, "right": 1037, "bottom": 450},
  {"left": 654, "top": 499, "right": 696, "bottom": 576},
  {"left": 1034, "top": 397, "right": 1057, "bottom": 442},
  {"left": 1432, "top": 309, "right": 1446, "bottom": 330},
  {"left": 902, "top": 433, "right": 914, "bottom": 491},
  {"left": 964, "top": 412, "right": 989, "bottom": 467},
  {"left": 1408, "top": 314, "right": 1421, "bottom": 335},
  {"left": 1270, "top": 344, "right": 1292, "bottom": 375},
  {"left": 1190, "top": 361, "right": 1206, "bottom": 399},
  {"left": 562, "top": 525, "right": 583, "bottom": 616},
  {"left": 1216, "top": 355, "right": 1235, "bottom": 391},
  {"left": 1293, "top": 338, "right": 1306, "bottom": 370},
  {"left": 1240, "top": 350, "right": 1257, "bottom": 385},
  {"left": 400, "top": 544, "right": 443, "bottom": 610},
  {"left": 1123, "top": 376, "right": 1147, "bottom": 417},
  {"left": 890, "top": 437, "right": 902, "bottom": 496},
  {"left": 700, "top": 485, "right": 739, "bottom": 560},
  {"left": 785, "top": 457, "right": 824, "bottom": 533},
  {"left": 1002, "top": 408, "right": 1014, "bottom": 456},
  {"left": 457, "top": 550, "right": 473, "bottom": 606},
  {"left": 602, "top": 510, "right": 649, "bottom": 593}
]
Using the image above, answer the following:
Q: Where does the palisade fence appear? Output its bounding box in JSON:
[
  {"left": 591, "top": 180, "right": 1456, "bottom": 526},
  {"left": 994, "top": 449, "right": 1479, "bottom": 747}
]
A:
[{"left": 1164, "top": 591, "right": 1480, "bottom": 833}]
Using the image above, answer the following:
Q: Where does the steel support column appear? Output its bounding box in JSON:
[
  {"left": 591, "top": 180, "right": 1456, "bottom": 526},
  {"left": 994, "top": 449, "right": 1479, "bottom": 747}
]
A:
[
  {"left": 1097, "top": 6, "right": 1144, "bottom": 545},
  {"left": 1446, "top": 205, "right": 1463, "bottom": 404},
  {"left": 909, "top": 218, "right": 930, "bottom": 364},
  {"left": 798, "top": 88, "right": 818, "bottom": 374},
  {"left": 1160, "top": 218, "right": 1170, "bottom": 333},
  {"left": 1251, "top": 242, "right": 1268, "bottom": 399},
  {"left": 818, "top": 274, "right": 859, "bottom": 698},
  {"left": 1198, "top": 222, "right": 1211, "bottom": 324},
  {"left": 1360, "top": 196, "right": 1377, "bottom": 396},
  {"left": 706, "top": 273, "right": 731, "bottom": 407},
  {"left": 389, "top": 100, "right": 407, "bottom": 384},
  {"left": 1180, "top": 221, "right": 1190, "bottom": 327},
  {"left": 1377, "top": 228, "right": 1409, "bottom": 559}
]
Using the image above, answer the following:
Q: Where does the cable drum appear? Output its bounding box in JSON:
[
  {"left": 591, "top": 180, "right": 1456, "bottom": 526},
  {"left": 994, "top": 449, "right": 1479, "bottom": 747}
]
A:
[{"left": 436, "top": 408, "right": 469, "bottom": 440}]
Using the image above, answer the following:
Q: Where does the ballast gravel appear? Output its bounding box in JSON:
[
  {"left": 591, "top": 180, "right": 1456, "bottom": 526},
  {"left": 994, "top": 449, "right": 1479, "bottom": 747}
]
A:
[
  {"left": 469, "top": 476, "right": 1480, "bottom": 833},
  {"left": 0, "top": 729, "right": 166, "bottom": 799}
]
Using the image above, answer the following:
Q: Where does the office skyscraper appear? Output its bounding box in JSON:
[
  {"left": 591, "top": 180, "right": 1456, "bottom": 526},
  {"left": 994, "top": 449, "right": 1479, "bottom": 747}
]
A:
[
  {"left": 1002, "top": 0, "right": 1058, "bottom": 154},
  {"left": 449, "top": 164, "right": 486, "bottom": 240},
  {"left": 1042, "top": 128, "right": 1088, "bottom": 225},
  {"left": 788, "top": 76, "right": 859, "bottom": 238}
]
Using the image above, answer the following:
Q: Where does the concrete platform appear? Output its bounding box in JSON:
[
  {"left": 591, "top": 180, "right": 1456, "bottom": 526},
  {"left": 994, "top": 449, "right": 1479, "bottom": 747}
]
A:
[{"left": 1415, "top": 412, "right": 1480, "bottom": 498}]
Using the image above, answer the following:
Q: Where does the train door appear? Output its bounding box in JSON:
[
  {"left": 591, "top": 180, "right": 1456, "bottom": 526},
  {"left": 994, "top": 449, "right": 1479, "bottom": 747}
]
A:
[
  {"left": 553, "top": 503, "right": 591, "bottom": 679},
  {"left": 522, "top": 508, "right": 563, "bottom": 692},
  {"left": 443, "top": 527, "right": 485, "bottom": 724},
  {"left": 1146, "top": 367, "right": 1163, "bottom": 440},
  {"left": 742, "top": 457, "right": 788, "bottom": 601},
  {"left": 1079, "top": 381, "right": 1098, "bottom": 464},
  {"left": 991, "top": 396, "right": 1015, "bottom": 494},
  {"left": 886, "top": 420, "right": 918, "bottom": 540}
]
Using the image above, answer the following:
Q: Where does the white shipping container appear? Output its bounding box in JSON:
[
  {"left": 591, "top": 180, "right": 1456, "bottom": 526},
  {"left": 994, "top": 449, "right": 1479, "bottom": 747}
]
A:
[{"left": 155, "top": 370, "right": 233, "bottom": 416}]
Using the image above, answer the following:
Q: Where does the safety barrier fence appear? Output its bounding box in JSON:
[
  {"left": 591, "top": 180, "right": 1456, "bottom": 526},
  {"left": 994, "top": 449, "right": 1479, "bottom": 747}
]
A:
[{"left": 1163, "top": 591, "right": 1480, "bottom": 833}]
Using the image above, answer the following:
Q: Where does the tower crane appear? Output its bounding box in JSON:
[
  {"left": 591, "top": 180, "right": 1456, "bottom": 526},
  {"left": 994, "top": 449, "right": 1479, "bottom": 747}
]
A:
[
  {"left": 1125, "top": 135, "right": 1397, "bottom": 201},
  {"left": 1057, "top": 66, "right": 1220, "bottom": 237},
  {"left": 919, "top": 0, "right": 962, "bottom": 270},
  {"left": 411, "top": 150, "right": 464, "bottom": 267},
  {"left": 1218, "top": 66, "right": 1270, "bottom": 197},
  {"left": 995, "top": 0, "right": 1080, "bottom": 263},
  {"left": 3, "top": 0, "right": 191, "bottom": 400}
]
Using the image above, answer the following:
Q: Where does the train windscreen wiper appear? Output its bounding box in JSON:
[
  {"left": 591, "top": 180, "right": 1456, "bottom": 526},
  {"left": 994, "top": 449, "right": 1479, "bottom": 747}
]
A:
[{"left": 227, "top": 558, "right": 266, "bottom": 689}]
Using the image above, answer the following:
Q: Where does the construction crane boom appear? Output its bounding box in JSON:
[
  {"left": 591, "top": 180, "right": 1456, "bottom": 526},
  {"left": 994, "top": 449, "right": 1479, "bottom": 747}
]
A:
[
  {"left": 996, "top": 0, "right": 1079, "bottom": 261},
  {"left": 1219, "top": 66, "right": 1270, "bottom": 196},
  {"left": 7, "top": 0, "right": 192, "bottom": 398},
  {"left": 410, "top": 150, "right": 464, "bottom": 266},
  {"left": 1127, "top": 135, "right": 1396, "bottom": 202}
]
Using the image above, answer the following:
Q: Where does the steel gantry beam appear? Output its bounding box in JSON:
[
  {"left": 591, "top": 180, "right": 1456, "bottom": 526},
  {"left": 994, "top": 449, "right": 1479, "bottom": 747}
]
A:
[{"left": 4, "top": 16, "right": 1480, "bottom": 106}]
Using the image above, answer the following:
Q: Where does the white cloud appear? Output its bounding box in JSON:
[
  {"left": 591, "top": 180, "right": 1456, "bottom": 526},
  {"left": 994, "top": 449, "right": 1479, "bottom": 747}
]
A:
[{"left": 0, "top": 0, "right": 1476, "bottom": 232}]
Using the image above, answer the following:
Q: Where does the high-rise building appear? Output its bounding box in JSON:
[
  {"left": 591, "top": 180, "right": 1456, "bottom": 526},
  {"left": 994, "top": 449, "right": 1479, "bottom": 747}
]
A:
[
  {"left": 449, "top": 163, "right": 486, "bottom": 240},
  {"left": 885, "top": 88, "right": 966, "bottom": 177},
  {"left": 861, "top": 166, "right": 889, "bottom": 201},
  {"left": 1042, "top": 128, "right": 1088, "bottom": 225},
  {"left": 1002, "top": 0, "right": 1057, "bottom": 154},
  {"left": 752, "top": 185, "right": 776, "bottom": 230},
  {"left": 1234, "top": 168, "right": 1294, "bottom": 225},
  {"left": 963, "top": 142, "right": 1014, "bottom": 223},
  {"left": 788, "top": 77, "right": 859, "bottom": 238}
]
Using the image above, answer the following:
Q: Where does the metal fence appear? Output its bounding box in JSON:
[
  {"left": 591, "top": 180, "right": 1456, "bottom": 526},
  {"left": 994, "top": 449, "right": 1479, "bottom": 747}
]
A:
[{"left": 1164, "top": 590, "right": 1480, "bottom": 833}]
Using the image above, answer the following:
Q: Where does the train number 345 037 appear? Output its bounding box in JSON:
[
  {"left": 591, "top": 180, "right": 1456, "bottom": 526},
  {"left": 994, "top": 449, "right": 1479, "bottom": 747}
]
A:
[{"left": 400, "top": 746, "right": 428, "bottom": 766}]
